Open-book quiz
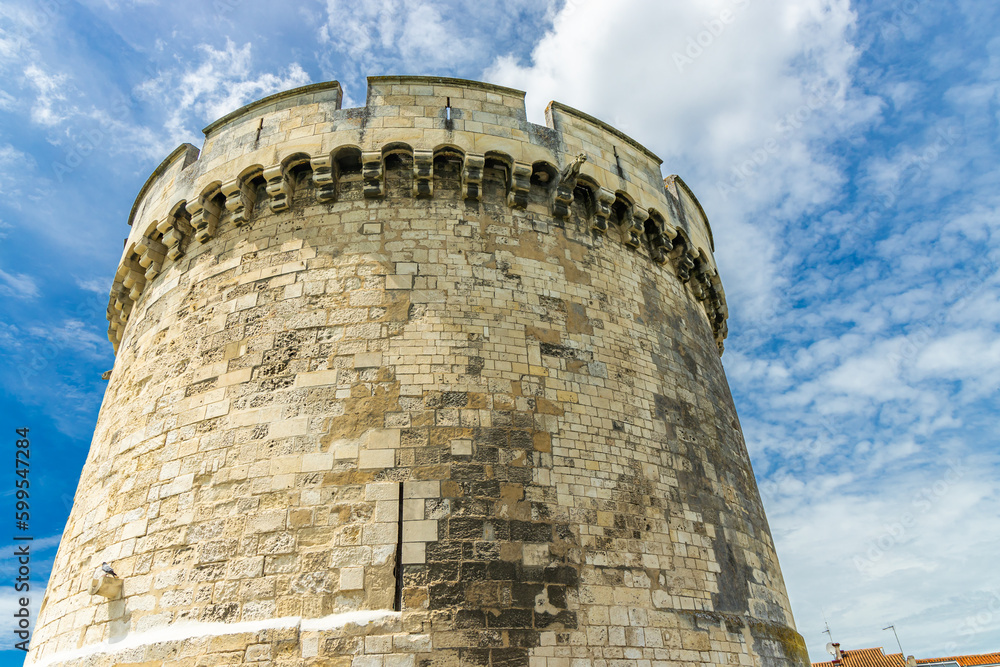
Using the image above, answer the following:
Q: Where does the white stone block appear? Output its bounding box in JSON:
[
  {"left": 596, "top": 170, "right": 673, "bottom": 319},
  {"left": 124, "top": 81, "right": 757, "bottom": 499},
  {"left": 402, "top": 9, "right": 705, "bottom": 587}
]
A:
[
  {"left": 359, "top": 449, "right": 395, "bottom": 469},
  {"left": 402, "top": 542, "right": 425, "bottom": 564},
  {"left": 354, "top": 352, "right": 383, "bottom": 368},
  {"left": 386, "top": 274, "right": 412, "bottom": 289},
  {"left": 295, "top": 370, "right": 339, "bottom": 387},
  {"left": 402, "top": 519, "right": 438, "bottom": 542},
  {"left": 340, "top": 567, "right": 364, "bottom": 590},
  {"left": 301, "top": 453, "right": 333, "bottom": 472},
  {"left": 365, "top": 482, "right": 400, "bottom": 501}
]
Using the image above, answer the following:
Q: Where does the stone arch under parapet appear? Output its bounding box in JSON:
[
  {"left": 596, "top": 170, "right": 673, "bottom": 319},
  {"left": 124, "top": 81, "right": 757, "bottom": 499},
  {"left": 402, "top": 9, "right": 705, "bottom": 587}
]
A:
[
  {"left": 483, "top": 151, "right": 513, "bottom": 201},
  {"left": 644, "top": 208, "right": 672, "bottom": 264},
  {"left": 332, "top": 145, "right": 362, "bottom": 174},
  {"left": 199, "top": 182, "right": 227, "bottom": 223},
  {"left": 331, "top": 146, "right": 363, "bottom": 200},
  {"left": 381, "top": 142, "right": 414, "bottom": 196},
  {"left": 140, "top": 219, "right": 164, "bottom": 245},
  {"left": 431, "top": 143, "right": 464, "bottom": 158},
  {"left": 431, "top": 145, "right": 464, "bottom": 197},
  {"left": 279, "top": 152, "right": 314, "bottom": 205},
  {"left": 572, "top": 175, "right": 600, "bottom": 223},
  {"left": 610, "top": 189, "right": 633, "bottom": 226},
  {"left": 237, "top": 165, "right": 267, "bottom": 220},
  {"left": 530, "top": 160, "right": 558, "bottom": 206}
]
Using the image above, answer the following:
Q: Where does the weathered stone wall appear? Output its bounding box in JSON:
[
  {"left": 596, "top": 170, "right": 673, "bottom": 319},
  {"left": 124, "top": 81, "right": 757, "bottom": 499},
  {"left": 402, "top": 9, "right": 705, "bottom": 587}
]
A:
[{"left": 27, "top": 77, "right": 807, "bottom": 667}]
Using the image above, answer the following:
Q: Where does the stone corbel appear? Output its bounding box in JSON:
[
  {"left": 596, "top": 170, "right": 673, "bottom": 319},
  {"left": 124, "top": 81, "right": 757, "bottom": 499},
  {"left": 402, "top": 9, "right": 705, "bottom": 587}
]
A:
[
  {"left": 462, "top": 153, "right": 484, "bottom": 200},
  {"left": 135, "top": 235, "right": 167, "bottom": 281},
  {"left": 311, "top": 155, "right": 337, "bottom": 202},
  {"left": 507, "top": 161, "right": 531, "bottom": 208},
  {"left": 673, "top": 246, "right": 698, "bottom": 283},
  {"left": 552, "top": 153, "right": 587, "bottom": 219},
  {"left": 624, "top": 205, "right": 648, "bottom": 248},
  {"left": 362, "top": 151, "right": 383, "bottom": 198},
  {"left": 187, "top": 196, "right": 222, "bottom": 244},
  {"left": 649, "top": 223, "right": 675, "bottom": 265},
  {"left": 592, "top": 187, "right": 615, "bottom": 235},
  {"left": 156, "top": 207, "right": 187, "bottom": 261},
  {"left": 412, "top": 149, "right": 434, "bottom": 198},
  {"left": 693, "top": 262, "right": 716, "bottom": 301},
  {"left": 263, "top": 164, "right": 292, "bottom": 212},
  {"left": 120, "top": 259, "right": 147, "bottom": 301},
  {"left": 111, "top": 284, "right": 132, "bottom": 323},
  {"left": 222, "top": 175, "right": 257, "bottom": 227}
]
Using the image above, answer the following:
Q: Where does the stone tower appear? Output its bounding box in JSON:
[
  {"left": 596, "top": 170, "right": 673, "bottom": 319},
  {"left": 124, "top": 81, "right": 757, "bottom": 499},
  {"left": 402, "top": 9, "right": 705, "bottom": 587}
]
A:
[{"left": 27, "top": 77, "right": 809, "bottom": 667}]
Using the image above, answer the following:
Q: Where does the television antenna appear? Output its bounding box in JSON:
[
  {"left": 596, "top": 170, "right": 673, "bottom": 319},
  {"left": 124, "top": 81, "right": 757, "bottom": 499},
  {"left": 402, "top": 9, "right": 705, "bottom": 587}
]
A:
[
  {"left": 883, "top": 625, "right": 905, "bottom": 657},
  {"left": 823, "top": 609, "right": 838, "bottom": 657}
]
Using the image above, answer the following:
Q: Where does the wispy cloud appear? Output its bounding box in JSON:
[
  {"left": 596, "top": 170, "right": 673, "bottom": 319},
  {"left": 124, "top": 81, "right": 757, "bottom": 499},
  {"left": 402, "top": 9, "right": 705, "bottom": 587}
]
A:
[
  {"left": 0, "top": 267, "right": 39, "bottom": 298},
  {"left": 136, "top": 39, "right": 311, "bottom": 146},
  {"left": 75, "top": 277, "right": 109, "bottom": 294},
  {"left": 26, "top": 319, "right": 107, "bottom": 359},
  {"left": 485, "top": 0, "right": 880, "bottom": 321},
  {"left": 24, "top": 64, "right": 69, "bottom": 126},
  {"left": 317, "top": 0, "right": 559, "bottom": 103}
]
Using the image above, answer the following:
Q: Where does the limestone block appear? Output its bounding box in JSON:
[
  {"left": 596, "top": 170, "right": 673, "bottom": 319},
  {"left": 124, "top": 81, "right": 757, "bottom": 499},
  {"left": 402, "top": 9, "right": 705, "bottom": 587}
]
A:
[
  {"left": 402, "top": 520, "right": 438, "bottom": 542},
  {"left": 359, "top": 449, "right": 395, "bottom": 469}
]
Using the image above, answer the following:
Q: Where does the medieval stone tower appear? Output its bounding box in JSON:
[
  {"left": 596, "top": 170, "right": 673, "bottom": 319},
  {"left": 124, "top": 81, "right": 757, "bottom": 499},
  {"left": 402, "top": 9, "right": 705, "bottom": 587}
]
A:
[{"left": 27, "top": 77, "right": 809, "bottom": 667}]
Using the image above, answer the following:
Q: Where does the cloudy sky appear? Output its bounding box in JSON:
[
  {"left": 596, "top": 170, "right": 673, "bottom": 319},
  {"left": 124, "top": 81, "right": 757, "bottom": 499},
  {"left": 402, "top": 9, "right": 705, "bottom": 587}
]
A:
[{"left": 1, "top": 0, "right": 998, "bottom": 664}]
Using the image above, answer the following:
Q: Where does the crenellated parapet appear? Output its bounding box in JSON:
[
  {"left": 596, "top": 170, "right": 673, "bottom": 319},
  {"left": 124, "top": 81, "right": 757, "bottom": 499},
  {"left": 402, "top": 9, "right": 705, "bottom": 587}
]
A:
[{"left": 112, "top": 77, "right": 728, "bottom": 354}]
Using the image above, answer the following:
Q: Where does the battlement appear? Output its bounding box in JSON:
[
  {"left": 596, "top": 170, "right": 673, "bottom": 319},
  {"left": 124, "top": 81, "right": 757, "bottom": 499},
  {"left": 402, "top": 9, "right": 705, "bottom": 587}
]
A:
[{"left": 113, "top": 77, "right": 727, "bottom": 356}]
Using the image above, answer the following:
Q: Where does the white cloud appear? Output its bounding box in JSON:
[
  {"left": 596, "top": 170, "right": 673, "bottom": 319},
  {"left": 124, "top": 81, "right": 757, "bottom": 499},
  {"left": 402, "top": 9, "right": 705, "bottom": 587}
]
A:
[
  {"left": 484, "top": 0, "right": 879, "bottom": 322},
  {"left": 75, "top": 277, "right": 109, "bottom": 294},
  {"left": 24, "top": 64, "right": 68, "bottom": 126},
  {"left": 136, "top": 39, "right": 311, "bottom": 146},
  {"left": 26, "top": 319, "right": 107, "bottom": 359},
  {"left": 317, "top": 0, "right": 559, "bottom": 104},
  {"left": 321, "top": 0, "right": 477, "bottom": 71},
  {"left": 0, "top": 267, "right": 39, "bottom": 298}
]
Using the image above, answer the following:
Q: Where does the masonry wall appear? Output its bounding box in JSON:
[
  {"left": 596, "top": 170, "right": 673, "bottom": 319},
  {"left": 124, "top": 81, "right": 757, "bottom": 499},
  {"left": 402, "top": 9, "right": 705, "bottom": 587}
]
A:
[{"left": 27, "top": 78, "right": 805, "bottom": 667}]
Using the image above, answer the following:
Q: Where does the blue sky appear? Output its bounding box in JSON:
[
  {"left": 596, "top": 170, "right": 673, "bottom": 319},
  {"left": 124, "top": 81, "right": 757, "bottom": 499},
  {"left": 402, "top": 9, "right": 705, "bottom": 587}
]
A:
[{"left": 0, "top": 0, "right": 998, "bottom": 664}]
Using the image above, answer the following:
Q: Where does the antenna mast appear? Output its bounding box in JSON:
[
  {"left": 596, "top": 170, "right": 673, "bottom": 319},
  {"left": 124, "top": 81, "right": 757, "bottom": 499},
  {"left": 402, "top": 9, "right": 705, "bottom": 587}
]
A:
[{"left": 883, "top": 625, "right": 905, "bottom": 656}]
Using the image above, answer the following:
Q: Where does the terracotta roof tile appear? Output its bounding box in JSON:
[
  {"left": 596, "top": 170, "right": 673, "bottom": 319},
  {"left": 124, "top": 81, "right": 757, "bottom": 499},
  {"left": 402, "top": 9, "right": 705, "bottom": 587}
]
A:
[
  {"left": 917, "top": 653, "right": 1000, "bottom": 666},
  {"left": 813, "top": 648, "right": 1000, "bottom": 667}
]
